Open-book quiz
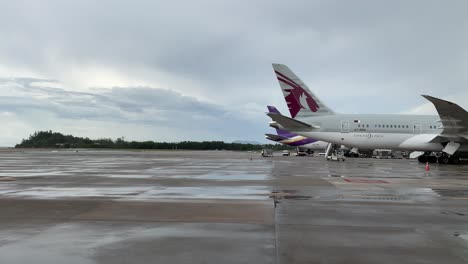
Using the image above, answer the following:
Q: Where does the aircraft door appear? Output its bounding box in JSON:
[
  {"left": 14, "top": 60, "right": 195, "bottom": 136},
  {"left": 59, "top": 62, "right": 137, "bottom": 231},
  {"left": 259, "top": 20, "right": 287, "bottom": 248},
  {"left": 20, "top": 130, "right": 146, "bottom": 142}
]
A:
[
  {"left": 341, "top": 120, "right": 350, "bottom": 133},
  {"left": 413, "top": 122, "right": 421, "bottom": 134}
]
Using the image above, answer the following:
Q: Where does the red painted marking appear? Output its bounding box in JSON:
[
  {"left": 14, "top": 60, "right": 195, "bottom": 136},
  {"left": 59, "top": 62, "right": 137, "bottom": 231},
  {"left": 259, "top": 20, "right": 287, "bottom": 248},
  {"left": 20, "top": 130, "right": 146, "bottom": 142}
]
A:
[{"left": 343, "top": 179, "right": 388, "bottom": 184}]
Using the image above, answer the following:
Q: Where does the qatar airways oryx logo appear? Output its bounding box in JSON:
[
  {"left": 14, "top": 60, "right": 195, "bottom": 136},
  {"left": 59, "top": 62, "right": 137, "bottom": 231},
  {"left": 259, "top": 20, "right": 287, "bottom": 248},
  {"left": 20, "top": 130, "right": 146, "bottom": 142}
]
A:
[{"left": 275, "top": 70, "right": 320, "bottom": 118}]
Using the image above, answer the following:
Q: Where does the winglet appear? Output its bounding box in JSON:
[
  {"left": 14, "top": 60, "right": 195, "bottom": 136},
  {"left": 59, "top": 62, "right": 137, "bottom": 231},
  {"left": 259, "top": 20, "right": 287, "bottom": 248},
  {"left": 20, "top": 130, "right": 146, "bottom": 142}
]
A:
[
  {"left": 422, "top": 95, "right": 468, "bottom": 115},
  {"left": 422, "top": 95, "right": 462, "bottom": 107},
  {"left": 422, "top": 95, "right": 468, "bottom": 133}
]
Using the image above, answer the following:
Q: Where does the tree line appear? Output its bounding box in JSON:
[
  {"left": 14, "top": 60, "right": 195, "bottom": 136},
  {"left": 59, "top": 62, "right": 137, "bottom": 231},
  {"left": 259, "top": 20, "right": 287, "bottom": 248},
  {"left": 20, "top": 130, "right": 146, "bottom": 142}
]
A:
[{"left": 15, "top": 131, "right": 292, "bottom": 151}]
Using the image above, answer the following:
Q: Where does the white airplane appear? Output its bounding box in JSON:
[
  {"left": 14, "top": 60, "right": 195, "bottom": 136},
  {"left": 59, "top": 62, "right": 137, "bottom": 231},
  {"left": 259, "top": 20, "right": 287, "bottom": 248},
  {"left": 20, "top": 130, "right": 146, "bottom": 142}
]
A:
[{"left": 267, "top": 63, "right": 468, "bottom": 164}]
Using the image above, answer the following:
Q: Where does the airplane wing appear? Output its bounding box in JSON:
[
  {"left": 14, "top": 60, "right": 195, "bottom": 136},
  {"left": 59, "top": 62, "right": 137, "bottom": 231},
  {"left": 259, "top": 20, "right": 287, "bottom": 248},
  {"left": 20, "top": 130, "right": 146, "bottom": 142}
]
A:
[
  {"left": 266, "top": 113, "right": 312, "bottom": 129},
  {"left": 423, "top": 95, "right": 468, "bottom": 154},
  {"left": 422, "top": 95, "right": 468, "bottom": 134},
  {"left": 265, "top": 134, "right": 288, "bottom": 141}
]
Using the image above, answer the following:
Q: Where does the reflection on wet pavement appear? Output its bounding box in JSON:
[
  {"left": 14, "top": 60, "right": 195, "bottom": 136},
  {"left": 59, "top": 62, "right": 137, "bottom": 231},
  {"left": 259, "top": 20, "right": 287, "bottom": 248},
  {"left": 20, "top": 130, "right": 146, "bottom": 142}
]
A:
[
  {"left": 1, "top": 149, "right": 468, "bottom": 264},
  {"left": 1, "top": 186, "right": 270, "bottom": 200},
  {"left": 0, "top": 150, "right": 273, "bottom": 200}
]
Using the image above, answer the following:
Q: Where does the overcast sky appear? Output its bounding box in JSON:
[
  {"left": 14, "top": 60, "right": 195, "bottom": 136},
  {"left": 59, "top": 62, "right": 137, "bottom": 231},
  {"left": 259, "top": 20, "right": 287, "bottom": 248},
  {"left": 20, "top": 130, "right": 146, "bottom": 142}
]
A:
[{"left": 0, "top": 0, "right": 467, "bottom": 146}]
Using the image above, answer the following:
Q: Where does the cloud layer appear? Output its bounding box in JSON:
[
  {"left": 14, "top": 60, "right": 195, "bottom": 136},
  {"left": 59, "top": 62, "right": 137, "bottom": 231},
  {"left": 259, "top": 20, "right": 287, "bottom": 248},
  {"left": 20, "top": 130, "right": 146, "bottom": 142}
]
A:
[
  {"left": 0, "top": 78, "right": 264, "bottom": 146},
  {"left": 1, "top": 1, "right": 468, "bottom": 145}
]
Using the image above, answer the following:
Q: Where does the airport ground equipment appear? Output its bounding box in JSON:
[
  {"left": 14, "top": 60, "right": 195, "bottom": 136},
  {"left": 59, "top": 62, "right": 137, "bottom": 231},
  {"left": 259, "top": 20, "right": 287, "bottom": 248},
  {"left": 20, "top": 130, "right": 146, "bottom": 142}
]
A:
[
  {"left": 327, "top": 149, "right": 346, "bottom": 161},
  {"left": 296, "top": 148, "right": 307, "bottom": 156},
  {"left": 261, "top": 149, "right": 274, "bottom": 157},
  {"left": 324, "top": 143, "right": 334, "bottom": 158},
  {"left": 325, "top": 143, "right": 345, "bottom": 161},
  {"left": 373, "top": 149, "right": 392, "bottom": 159}
]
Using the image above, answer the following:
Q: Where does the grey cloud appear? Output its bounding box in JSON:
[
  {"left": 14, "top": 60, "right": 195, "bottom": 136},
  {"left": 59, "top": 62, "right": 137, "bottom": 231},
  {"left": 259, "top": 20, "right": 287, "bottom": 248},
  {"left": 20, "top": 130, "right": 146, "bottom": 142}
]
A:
[
  {"left": 0, "top": 1, "right": 468, "bottom": 144},
  {"left": 1, "top": 1, "right": 467, "bottom": 109}
]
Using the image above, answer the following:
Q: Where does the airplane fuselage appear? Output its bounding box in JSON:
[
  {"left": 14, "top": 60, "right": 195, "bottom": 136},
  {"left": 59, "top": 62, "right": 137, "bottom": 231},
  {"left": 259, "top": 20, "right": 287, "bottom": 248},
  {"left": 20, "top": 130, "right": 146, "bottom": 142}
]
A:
[
  {"left": 275, "top": 135, "right": 328, "bottom": 150},
  {"left": 290, "top": 114, "right": 467, "bottom": 152},
  {"left": 270, "top": 63, "right": 468, "bottom": 159}
]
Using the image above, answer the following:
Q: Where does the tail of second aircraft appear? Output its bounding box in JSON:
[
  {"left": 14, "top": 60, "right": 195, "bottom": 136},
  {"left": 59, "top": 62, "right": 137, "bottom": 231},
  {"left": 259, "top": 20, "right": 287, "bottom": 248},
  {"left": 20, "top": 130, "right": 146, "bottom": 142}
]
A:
[
  {"left": 272, "top": 63, "right": 334, "bottom": 118},
  {"left": 267, "top": 106, "right": 298, "bottom": 138}
]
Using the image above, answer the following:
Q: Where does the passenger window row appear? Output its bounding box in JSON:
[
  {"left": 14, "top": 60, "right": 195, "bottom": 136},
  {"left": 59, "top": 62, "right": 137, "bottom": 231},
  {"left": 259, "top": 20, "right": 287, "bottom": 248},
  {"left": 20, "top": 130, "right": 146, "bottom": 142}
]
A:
[
  {"left": 357, "top": 124, "right": 440, "bottom": 129},
  {"left": 372, "top": 124, "right": 409, "bottom": 128}
]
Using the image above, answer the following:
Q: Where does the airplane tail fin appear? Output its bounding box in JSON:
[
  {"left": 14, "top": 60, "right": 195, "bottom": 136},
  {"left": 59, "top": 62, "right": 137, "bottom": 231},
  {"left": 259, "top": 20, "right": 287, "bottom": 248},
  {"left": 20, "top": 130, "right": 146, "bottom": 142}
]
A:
[
  {"left": 272, "top": 63, "right": 334, "bottom": 118},
  {"left": 267, "top": 106, "right": 297, "bottom": 138},
  {"left": 267, "top": 105, "right": 281, "bottom": 115}
]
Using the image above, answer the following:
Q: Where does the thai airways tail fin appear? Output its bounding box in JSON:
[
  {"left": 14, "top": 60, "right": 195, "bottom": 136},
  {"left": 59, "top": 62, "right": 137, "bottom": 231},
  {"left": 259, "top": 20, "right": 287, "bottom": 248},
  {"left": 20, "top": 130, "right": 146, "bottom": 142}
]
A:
[
  {"left": 267, "top": 106, "right": 298, "bottom": 138},
  {"left": 267, "top": 105, "right": 281, "bottom": 115},
  {"left": 272, "top": 63, "right": 334, "bottom": 118}
]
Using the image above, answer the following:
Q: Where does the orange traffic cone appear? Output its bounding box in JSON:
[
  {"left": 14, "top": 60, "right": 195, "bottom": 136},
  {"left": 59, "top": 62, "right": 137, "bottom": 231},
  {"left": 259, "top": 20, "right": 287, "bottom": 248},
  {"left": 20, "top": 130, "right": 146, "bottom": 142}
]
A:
[{"left": 425, "top": 162, "right": 430, "bottom": 172}]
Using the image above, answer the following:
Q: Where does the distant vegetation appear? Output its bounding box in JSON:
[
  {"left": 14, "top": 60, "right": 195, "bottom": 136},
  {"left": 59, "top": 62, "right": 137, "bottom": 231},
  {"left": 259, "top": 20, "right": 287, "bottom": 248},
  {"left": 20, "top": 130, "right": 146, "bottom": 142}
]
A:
[{"left": 15, "top": 131, "right": 292, "bottom": 151}]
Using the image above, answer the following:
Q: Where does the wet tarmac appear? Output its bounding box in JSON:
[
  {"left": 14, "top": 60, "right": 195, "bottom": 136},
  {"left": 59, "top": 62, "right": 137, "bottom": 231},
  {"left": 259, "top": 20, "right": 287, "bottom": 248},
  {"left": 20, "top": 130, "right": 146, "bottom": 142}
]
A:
[{"left": 0, "top": 149, "right": 467, "bottom": 263}]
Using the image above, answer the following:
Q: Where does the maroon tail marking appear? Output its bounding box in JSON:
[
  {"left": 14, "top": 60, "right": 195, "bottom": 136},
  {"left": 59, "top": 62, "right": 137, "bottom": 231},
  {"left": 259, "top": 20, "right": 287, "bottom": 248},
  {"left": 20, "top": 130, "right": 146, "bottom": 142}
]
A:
[{"left": 275, "top": 70, "right": 319, "bottom": 118}]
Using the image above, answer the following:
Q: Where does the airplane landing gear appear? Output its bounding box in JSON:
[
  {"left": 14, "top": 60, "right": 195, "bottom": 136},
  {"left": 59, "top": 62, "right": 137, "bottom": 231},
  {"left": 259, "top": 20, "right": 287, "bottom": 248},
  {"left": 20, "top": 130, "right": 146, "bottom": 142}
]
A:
[
  {"left": 418, "top": 155, "right": 427, "bottom": 163},
  {"left": 418, "top": 152, "right": 437, "bottom": 163},
  {"left": 437, "top": 154, "right": 460, "bottom": 164},
  {"left": 428, "top": 155, "right": 437, "bottom": 163},
  {"left": 437, "top": 155, "right": 449, "bottom": 164},
  {"left": 449, "top": 156, "right": 460, "bottom": 164}
]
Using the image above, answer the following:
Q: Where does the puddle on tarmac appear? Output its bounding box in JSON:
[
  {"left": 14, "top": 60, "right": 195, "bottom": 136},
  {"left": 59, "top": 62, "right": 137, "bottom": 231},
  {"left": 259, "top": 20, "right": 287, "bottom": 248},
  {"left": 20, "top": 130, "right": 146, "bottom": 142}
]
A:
[
  {"left": 270, "top": 189, "right": 312, "bottom": 200},
  {"left": 281, "top": 195, "right": 312, "bottom": 200},
  {"left": 454, "top": 232, "right": 468, "bottom": 241},
  {"left": 1, "top": 186, "right": 270, "bottom": 200},
  {"left": 2, "top": 187, "right": 152, "bottom": 198},
  {"left": 442, "top": 210, "right": 466, "bottom": 216},
  {"left": 104, "top": 174, "right": 154, "bottom": 179},
  {"left": 172, "top": 172, "right": 270, "bottom": 181},
  {"left": 433, "top": 189, "right": 468, "bottom": 198},
  {"left": 104, "top": 172, "right": 270, "bottom": 181},
  {"left": 138, "top": 186, "right": 270, "bottom": 200},
  {"left": 0, "top": 171, "right": 69, "bottom": 177}
]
